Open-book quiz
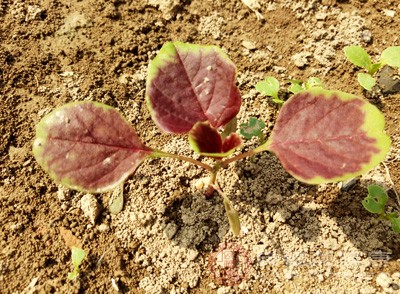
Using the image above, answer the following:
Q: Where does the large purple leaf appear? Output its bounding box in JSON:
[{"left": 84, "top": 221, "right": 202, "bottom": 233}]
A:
[
  {"left": 259, "top": 88, "right": 391, "bottom": 184},
  {"left": 146, "top": 41, "right": 241, "bottom": 134},
  {"left": 33, "top": 102, "right": 153, "bottom": 193}
]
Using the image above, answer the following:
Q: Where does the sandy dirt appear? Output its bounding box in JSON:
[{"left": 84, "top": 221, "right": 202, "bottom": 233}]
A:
[{"left": 1, "top": 0, "right": 400, "bottom": 293}]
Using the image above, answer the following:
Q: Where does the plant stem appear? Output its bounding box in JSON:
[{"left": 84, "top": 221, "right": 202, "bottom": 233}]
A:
[
  {"left": 152, "top": 150, "right": 213, "bottom": 172},
  {"left": 220, "top": 149, "right": 257, "bottom": 168}
]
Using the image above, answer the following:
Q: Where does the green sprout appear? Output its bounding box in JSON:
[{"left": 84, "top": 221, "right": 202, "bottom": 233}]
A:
[
  {"left": 362, "top": 184, "right": 400, "bottom": 233},
  {"left": 255, "top": 76, "right": 284, "bottom": 104},
  {"left": 344, "top": 45, "right": 400, "bottom": 91},
  {"left": 68, "top": 247, "right": 87, "bottom": 280},
  {"left": 288, "top": 77, "right": 324, "bottom": 94},
  {"left": 239, "top": 117, "right": 266, "bottom": 144}
]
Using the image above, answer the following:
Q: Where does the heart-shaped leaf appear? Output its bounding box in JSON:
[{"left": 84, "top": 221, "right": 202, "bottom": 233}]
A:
[
  {"left": 257, "top": 88, "right": 391, "bottom": 184},
  {"left": 362, "top": 185, "right": 388, "bottom": 214},
  {"left": 240, "top": 117, "right": 266, "bottom": 140},
  {"left": 33, "top": 102, "right": 153, "bottom": 193},
  {"left": 146, "top": 41, "right": 241, "bottom": 134},
  {"left": 189, "top": 122, "right": 242, "bottom": 158}
]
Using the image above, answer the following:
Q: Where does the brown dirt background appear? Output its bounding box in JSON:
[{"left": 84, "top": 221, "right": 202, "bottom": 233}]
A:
[{"left": 1, "top": 0, "right": 400, "bottom": 293}]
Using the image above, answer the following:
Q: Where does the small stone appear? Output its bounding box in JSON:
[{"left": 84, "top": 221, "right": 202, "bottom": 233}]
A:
[
  {"left": 392, "top": 272, "right": 400, "bottom": 280},
  {"left": 291, "top": 52, "right": 312, "bottom": 68},
  {"left": 57, "top": 185, "right": 71, "bottom": 201},
  {"left": 323, "top": 238, "right": 339, "bottom": 250},
  {"left": 383, "top": 9, "right": 395, "bottom": 17},
  {"left": 284, "top": 269, "right": 294, "bottom": 280},
  {"left": 242, "top": 40, "right": 257, "bottom": 50},
  {"left": 273, "top": 210, "right": 288, "bottom": 223},
  {"left": 315, "top": 12, "right": 327, "bottom": 21},
  {"left": 194, "top": 177, "right": 208, "bottom": 191},
  {"left": 98, "top": 224, "right": 109, "bottom": 232},
  {"left": 164, "top": 222, "right": 178, "bottom": 239},
  {"left": 187, "top": 249, "right": 199, "bottom": 261},
  {"left": 80, "top": 194, "right": 102, "bottom": 225},
  {"left": 266, "top": 191, "right": 283, "bottom": 204},
  {"left": 377, "top": 65, "right": 400, "bottom": 94},
  {"left": 10, "top": 223, "right": 23, "bottom": 232},
  {"left": 361, "top": 30, "right": 373, "bottom": 44},
  {"left": 339, "top": 178, "right": 358, "bottom": 192},
  {"left": 376, "top": 272, "right": 392, "bottom": 289}
]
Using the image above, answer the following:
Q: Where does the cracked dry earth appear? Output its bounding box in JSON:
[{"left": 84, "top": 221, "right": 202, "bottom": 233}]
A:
[{"left": 1, "top": 0, "right": 400, "bottom": 293}]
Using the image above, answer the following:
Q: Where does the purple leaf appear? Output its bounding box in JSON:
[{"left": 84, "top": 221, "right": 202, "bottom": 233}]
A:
[
  {"left": 189, "top": 122, "right": 222, "bottom": 154},
  {"left": 189, "top": 122, "right": 242, "bottom": 158},
  {"left": 146, "top": 41, "right": 241, "bottom": 134},
  {"left": 263, "top": 88, "right": 391, "bottom": 184},
  {"left": 222, "top": 133, "right": 242, "bottom": 153},
  {"left": 33, "top": 102, "right": 153, "bottom": 193}
]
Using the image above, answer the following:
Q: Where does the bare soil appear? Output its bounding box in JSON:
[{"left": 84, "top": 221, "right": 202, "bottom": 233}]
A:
[{"left": 1, "top": 0, "right": 400, "bottom": 293}]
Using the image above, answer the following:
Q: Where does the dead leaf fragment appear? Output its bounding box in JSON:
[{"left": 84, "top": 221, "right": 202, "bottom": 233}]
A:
[{"left": 60, "top": 227, "right": 82, "bottom": 248}]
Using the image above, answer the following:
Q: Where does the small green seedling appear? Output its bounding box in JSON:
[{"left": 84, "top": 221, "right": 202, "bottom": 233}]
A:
[
  {"left": 68, "top": 247, "right": 87, "bottom": 280},
  {"left": 33, "top": 42, "right": 391, "bottom": 236},
  {"left": 255, "top": 76, "right": 284, "bottom": 104},
  {"left": 60, "top": 227, "right": 87, "bottom": 280},
  {"left": 344, "top": 45, "right": 400, "bottom": 91},
  {"left": 362, "top": 185, "right": 400, "bottom": 233},
  {"left": 239, "top": 117, "right": 266, "bottom": 144},
  {"left": 288, "top": 77, "right": 324, "bottom": 94},
  {"left": 256, "top": 76, "right": 324, "bottom": 103}
]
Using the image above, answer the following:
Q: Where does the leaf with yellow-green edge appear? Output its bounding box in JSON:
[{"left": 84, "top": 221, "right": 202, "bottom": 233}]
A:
[
  {"left": 188, "top": 122, "right": 242, "bottom": 158},
  {"left": 33, "top": 101, "right": 154, "bottom": 193},
  {"left": 146, "top": 41, "right": 241, "bottom": 134},
  {"left": 256, "top": 88, "right": 391, "bottom": 184}
]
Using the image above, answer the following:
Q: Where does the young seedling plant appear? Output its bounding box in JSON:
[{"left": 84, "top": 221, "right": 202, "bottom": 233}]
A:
[
  {"left": 256, "top": 76, "right": 324, "bottom": 104},
  {"left": 362, "top": 185, "right": 400, "bottom": 233},
  {"left": 344, "top": 45, "right": 400, "bottom": 91},
  {"left": 33, "top": 42, "right": 391, "bottom": 235},
  {"left": 60, "top": 227, "right": 87, "bottom": 280}
]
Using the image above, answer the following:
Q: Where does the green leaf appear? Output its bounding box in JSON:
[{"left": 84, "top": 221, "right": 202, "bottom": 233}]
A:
[
  {"left": 344, "top": 46, "right": 372, "bottom": 71},
  {"left": 68, "top": 247, "right": 86, "bottom": 280},
  {"left": 71, "top": 247, "right": 86, "bottom": 268},
  {"left": 387, "top": 213, "right": 400, "bottom": 233},
  {"left": 380, "top": 46, "right": 400, "bottom": 68},
  {"left": 362, "top": 185, "right": 388, "bottom": 214},
  {"left": 370, "top": 63, "right": 382, "bottom": 75},
  {"left": 288, "top": 83, "right": 304, "bottom": 94},
  {"left": 305, "top": 77, "right": 324, "bottom": 89},
  {"left": 256, "top": 76, "right": 280, "bottom": 101},
  {"left": 357, "top": 73, "right": 376, "bottom": 91},
  {"left": 239, "top": 117, "right": 266, "bottom": 140}
]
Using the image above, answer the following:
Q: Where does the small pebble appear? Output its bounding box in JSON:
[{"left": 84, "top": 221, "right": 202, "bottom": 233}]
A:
[
  {"left": 376, "top": 272, "right": 392, "bottom": 289},
  {"left": 80, "top": 194, "right": 102, "bottom": 225},
  {"left": 242, "top": 40, "right": 256, "bottom": 50}
]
